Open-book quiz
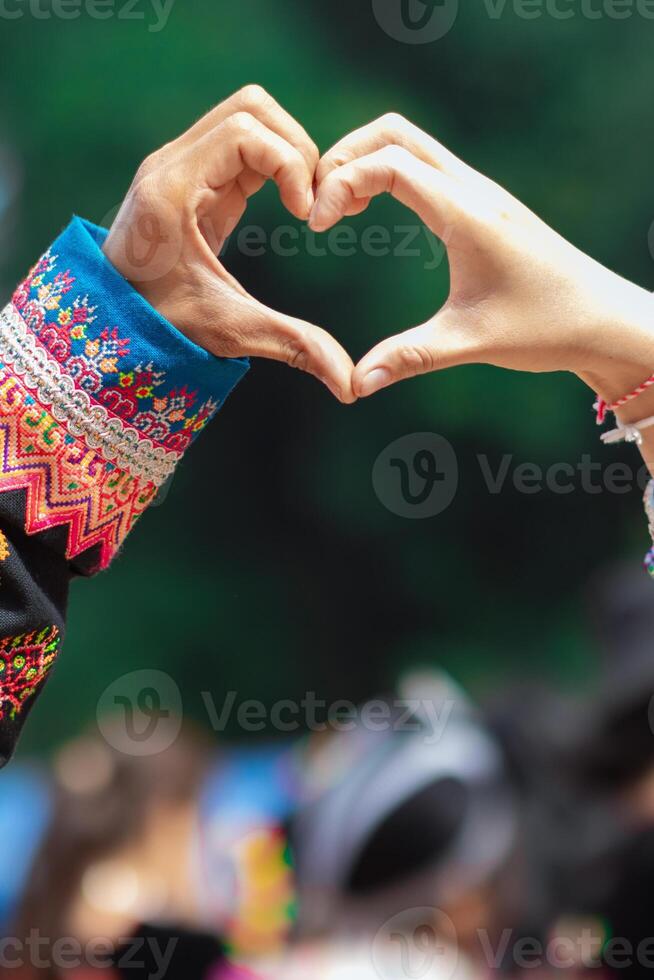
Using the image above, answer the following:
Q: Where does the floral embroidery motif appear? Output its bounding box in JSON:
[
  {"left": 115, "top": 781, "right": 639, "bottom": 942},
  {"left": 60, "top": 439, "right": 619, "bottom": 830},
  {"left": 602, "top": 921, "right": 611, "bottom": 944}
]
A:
[
  {"left": 12, "top": 249, "right": 219, "bottom": 454},
  {"left": 0, "top": 625, "right": 60, "bottom": 721},
  {"left": 0, "top": 305, "right": 177, "bottom": 485}
]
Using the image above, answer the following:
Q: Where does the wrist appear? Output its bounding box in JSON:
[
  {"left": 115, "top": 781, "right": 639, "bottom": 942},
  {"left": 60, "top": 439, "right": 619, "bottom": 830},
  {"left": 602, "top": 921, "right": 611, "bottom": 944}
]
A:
[{"left": 577, "top": 280, "right": 654, "bottom": 407}]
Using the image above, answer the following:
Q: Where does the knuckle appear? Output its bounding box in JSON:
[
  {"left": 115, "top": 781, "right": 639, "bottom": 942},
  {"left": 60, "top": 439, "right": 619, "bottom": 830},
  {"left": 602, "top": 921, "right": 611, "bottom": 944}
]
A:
[
  {"left": 289, "top": 347, "right": 309, "bottom": 371},
  {"left": 306, "top": 139, "right": 321, "bottom": 167},
  {"left": 274, "top": 147, "right": 301, "bottom": 178},
  {"left": 381, "top": 143, "right": 410, "bottom": 168},
  {"left": 320, "top": 164, "right": 338, "bottom": 186},
  {"left": 226, "top": 111, "right": 258, "bottom": 135},
  {"left": 287, "top": 342, "right": 309, "bottom": 371},
  {"left": 381, "top": 111, "right": 408, "bottom": 135},
  {"left": 135, "top": 151, "right": 161, "bottom": 181},
  {"left": 321, "top": 169, "right": 344, "bottom": 198},
  {"left": 397, "top": 344, "right": 434, "bottom": 376},
  {"left": 130, "top": 172, "right": 160, "bottom": 212},
  {"left": 279, "top": 329, "right": 309, "bottom": 371},
  {"left": 238, "top": 83, "right": 272, "bottom": 111},
  {"left": 327, "top": 147, "right": 354, "bottom": 170}
]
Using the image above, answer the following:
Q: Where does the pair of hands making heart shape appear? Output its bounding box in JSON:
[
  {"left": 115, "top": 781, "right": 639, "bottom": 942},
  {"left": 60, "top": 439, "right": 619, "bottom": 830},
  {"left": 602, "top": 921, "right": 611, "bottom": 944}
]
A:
[{"left": 104, "top": 85, "right": 654, "bottom": 433}]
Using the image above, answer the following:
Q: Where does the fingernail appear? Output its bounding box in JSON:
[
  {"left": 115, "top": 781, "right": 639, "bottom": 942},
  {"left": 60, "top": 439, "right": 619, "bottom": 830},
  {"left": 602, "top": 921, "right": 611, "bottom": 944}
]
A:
[
  {"left": 306, "top": 188, "right": 315, "bottom": 215},
  {"left": 360, "top": 368, "right": 391, "bottom": 397},
  {"left": 309, "top": 200, "right": 328, "bottom": 231}
]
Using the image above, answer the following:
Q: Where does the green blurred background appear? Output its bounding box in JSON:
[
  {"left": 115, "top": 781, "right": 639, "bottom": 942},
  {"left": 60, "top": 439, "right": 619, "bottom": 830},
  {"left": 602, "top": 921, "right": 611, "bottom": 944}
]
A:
[{"left": 1, "top": 0, "right": 653, "bottom": 755}]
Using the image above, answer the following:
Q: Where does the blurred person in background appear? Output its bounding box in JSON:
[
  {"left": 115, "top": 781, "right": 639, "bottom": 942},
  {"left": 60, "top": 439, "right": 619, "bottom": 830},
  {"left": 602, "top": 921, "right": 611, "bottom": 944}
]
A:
[
  {"left": 4, "top": 667, "right": 654, "bottom": 980},
  {"left": 4, "top": 719, "right": 258, "bottom": 979},
  {"left": 0, "top": 676, "right": 532, "bottom": 979},
  {"left": 546, "top": 567, "right": 654, "bottom": 979},
  {"left": 288, "top": 674, "right": 517, "bottom": 945}
]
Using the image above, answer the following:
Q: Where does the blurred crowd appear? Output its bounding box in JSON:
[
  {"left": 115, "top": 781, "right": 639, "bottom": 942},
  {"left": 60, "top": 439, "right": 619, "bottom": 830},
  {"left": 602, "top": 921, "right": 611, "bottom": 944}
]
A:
[{"left": 0, "top": 563, "right": 654, "bottom": 979}]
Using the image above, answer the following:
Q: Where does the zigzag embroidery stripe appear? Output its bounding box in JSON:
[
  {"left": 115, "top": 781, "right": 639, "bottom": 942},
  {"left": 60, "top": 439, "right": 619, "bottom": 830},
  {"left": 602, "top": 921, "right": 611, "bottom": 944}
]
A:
[
  {"left": 0, "top": 303, "right": 178, "bottom": 487},
  {"left": 0, "top": 367, "right": 156, "bottom": 568}
]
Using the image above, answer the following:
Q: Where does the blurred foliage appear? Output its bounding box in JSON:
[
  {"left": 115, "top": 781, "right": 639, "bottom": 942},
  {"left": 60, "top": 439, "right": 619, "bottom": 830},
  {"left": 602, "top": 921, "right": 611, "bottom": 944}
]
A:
[{"left": 1, "top": 0, "right": 653, "bottom": 755}]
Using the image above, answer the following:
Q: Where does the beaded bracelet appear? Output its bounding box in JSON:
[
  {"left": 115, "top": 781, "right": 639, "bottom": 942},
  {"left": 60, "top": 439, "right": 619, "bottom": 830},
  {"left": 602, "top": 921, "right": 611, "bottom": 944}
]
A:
[
  {"left": 644, "top": 480, "right": 654, "bottom": 579},
  {"left": 600, "top": 413, "right": 654, "bottom": 446},
  {"left": 595, "top": 381, "right": 654, "bottom": 579}
]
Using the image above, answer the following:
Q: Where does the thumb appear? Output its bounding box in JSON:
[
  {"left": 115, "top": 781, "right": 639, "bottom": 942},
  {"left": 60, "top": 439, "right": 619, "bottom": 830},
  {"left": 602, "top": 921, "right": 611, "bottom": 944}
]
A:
[
  {"left": 352, "top": 305, "right": 477, "bottom": 398},
  {"left": 218, "top": 287, "right": 357, "bottom": 404}
]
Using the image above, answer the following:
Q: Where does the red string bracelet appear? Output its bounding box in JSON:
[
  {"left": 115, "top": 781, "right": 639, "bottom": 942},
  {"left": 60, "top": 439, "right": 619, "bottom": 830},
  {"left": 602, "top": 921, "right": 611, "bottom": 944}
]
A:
[{"left": 595, "top": 373, "right": 654, "bottom": 424}]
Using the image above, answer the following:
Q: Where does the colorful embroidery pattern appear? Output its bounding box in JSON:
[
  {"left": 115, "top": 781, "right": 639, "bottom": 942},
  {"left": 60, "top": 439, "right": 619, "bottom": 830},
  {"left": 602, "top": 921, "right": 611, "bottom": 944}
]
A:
[
  {"left": 0, "top": 240, "right": 222, "bottom": 569},
  {"left": 0, "top": 364, "right": 156, "bottom": 569},
  {"left": 0, "top": 529, "right": 8, "bottom": 586},
  {"left": 12, "top": 250, "right": 219, "bottom": 455},
  {"left": 0, "top": 626, "right": 60, "bottom": 721},
  {"left": 0, "top": 305, "right": 177, "bottom": 485}
]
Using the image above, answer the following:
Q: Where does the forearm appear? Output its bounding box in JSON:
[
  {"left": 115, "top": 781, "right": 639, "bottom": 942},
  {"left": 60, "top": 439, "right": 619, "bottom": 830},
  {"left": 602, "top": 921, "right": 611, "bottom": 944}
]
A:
[{"left": 0, "top": 217, "right": 248, "bottom": 764}]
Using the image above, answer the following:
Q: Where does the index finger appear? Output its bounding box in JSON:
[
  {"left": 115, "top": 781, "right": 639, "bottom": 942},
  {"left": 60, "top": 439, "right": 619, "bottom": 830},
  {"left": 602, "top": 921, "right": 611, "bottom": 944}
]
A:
[
  {"left": 316, "top": 113, "right": 465, "bottom": 187},
  {"left": 184, "top": 112, "right": 314, "bottom": 220},
  {"left": 310, "top": 145, "right": 465, "bottom": 240},
  {"left": 177, "top": 84, "right": 319, "bottom": 177}
]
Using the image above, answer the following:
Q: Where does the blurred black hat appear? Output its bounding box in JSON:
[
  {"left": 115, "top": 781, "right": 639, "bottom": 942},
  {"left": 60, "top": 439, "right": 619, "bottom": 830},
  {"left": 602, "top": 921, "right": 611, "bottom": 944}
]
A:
[{"left": 290, "top": 672, "right": 517, "bottom": 926}]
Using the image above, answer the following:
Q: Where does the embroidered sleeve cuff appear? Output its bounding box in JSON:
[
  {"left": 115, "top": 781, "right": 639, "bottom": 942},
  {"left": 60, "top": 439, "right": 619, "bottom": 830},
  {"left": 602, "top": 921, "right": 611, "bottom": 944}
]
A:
[{"left": 0, "top": 217, "right": 249, "bottom": 571}]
